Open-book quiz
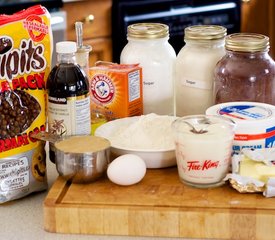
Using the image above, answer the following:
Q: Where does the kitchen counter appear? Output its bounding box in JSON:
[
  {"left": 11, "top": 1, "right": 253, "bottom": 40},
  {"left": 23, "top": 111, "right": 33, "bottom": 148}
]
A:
[{"left": 1, "top": 151, "right": 197, "bottom": 240}]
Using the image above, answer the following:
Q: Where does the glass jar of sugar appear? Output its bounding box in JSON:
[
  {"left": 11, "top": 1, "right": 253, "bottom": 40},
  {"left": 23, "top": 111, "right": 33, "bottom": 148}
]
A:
[
  {"left": 214, "top": 33, "right": 275, "bottom": 105},
  {"left": 175, "top": 25, "right": 227, "bottom": 116},
  {"left": 120, "top": 23, "right": 176, "bottom": 115}
]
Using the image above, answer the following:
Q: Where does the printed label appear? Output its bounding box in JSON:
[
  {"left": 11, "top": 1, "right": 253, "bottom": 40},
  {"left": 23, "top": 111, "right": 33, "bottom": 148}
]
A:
[
  {"left": 0, "top": 39, "right": 47, "bottom": 82},
  {"left": 91, "top": 74, "right": 115, "bottom": 104},
  {"left": 218, "top": 105, "right": 272, "bottom": 120},
  {"left": 266, "top": 126, "right": 275, "bottom": 148},
  {"left": 89, "top": 65, "right": 143, "bottom": 121},
  {"left": 0, "top": 157, "right": 29, "bottom": 191},
  {"left": 181, "top": 78, "right": 212, "bottom": 90},
  {"left": 234, "top": 129, "right": 275, "bottom": 141},
  {"left": 128, "top": 70, "right": 141, "bottom": 102},
  {"left": 23, "top": 14, "right": 49, "bottom": 42},
  {"left": 232, "top": 126, "right": 275, "bottom": 153},
  {"left": 48, "top": 94, "right": 91, "bottom": 136},
  {"left": 187, "top": 160, "right": 219, "bottom": 171}
]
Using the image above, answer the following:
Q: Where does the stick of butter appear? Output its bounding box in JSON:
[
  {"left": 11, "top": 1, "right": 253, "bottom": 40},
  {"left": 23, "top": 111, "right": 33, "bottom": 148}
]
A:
[{"left": 239, "top": 155, "right": 275, "bottom": 183}]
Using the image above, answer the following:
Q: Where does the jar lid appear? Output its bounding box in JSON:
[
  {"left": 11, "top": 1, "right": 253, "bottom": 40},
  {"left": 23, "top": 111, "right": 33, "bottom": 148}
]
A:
[
  {"left": 184, "top": 25, "right": 227, "bottom": 40},
  {"left": 127, "top": 23, "right": 169, "bottom": 39},
  {"left": 225, "top": 33, "right": 270, "bottom": 52}
]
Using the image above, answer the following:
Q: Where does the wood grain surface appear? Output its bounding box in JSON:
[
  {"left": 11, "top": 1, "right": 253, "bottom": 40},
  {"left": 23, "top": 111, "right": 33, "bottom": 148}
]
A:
[{"left": 44, "top": 167, "right": 275, "bottom": 239}]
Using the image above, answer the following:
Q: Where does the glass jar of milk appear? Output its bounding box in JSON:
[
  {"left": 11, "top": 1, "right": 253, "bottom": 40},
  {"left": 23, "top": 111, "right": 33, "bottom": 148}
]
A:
[
  {"left": 120, "top": 23, "right": 176, "bottom": 115},
  {"left": 175, "top": 25, "right": 227, "bottom": 116}
]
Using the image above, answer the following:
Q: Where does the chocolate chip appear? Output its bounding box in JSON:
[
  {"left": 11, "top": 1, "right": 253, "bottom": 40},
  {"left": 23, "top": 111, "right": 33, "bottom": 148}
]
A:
[{"left": 0, "top": 90, "right": 41, "bottom": 138}]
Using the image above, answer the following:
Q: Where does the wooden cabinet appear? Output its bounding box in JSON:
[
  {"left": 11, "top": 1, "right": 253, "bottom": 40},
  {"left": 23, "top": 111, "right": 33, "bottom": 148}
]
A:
[
  {"left": 62, "top": 0, "right": 275, "bottom": 65},
  {"left": 241, "top": 0, "right": 275, "bottom": 59},
  {"left": 62, "top": 0, "right": 112, "bottom": 66}
]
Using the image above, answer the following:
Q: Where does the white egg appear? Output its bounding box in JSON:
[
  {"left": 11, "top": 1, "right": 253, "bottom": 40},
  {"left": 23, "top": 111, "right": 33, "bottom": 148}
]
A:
[{"left": 107, "top": 154, "right": 147, "bottom": 186}]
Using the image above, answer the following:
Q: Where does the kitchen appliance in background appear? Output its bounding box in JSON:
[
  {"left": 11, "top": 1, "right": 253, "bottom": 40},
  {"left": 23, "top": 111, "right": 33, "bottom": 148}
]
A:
[
  {"left": 112, "top": 0, "right": 241, "bottom": 63},
  {"left": 0, "top": 0, "right": 66, "bottom": 67}
]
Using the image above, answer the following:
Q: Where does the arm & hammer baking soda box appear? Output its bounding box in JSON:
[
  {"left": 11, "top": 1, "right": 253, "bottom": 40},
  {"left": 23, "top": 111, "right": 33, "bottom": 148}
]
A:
[{"left": 89, "top": 61, "right": 143, "bottom": 122}]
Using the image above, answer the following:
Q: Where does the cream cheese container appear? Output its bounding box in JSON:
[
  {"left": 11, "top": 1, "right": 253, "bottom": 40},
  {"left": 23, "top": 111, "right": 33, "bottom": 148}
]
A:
[{"left": 206, "top": 102, "right": 275, "bottom": 153}]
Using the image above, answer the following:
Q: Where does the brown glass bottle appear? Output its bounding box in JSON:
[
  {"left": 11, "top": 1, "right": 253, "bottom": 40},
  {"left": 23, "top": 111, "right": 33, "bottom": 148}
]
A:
[
  {"left": 47, "top": 41, "right": 91, "bottom": 163},
  {"left": 214, "top": 33, "right": 275, "bottom": 105}
]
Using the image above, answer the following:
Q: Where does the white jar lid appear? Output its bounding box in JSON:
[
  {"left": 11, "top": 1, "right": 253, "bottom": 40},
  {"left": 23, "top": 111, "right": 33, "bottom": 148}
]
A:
[
  {"left": 56, "top": 41, "right": 77, "bottom": 54},
  {"left": 206, "top": 102, "right": 275, "bottom": 129}
]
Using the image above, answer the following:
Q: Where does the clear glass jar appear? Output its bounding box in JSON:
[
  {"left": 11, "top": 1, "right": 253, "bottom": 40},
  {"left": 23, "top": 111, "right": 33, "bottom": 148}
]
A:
[
  {"left": 214, "top": 33, "right": 275, "bottom": 104},
  {"left": 120, "top": 23, "right": 176, "bottom": 115},
  {"left": 175, "top": 25, "right": 226, "bottom": 117}
]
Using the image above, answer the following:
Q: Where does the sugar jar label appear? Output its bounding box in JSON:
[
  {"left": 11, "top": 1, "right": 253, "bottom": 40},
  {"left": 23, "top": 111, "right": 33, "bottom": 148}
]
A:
[{"left": 181, "top": 78, "right": 212, "bottom": 90}]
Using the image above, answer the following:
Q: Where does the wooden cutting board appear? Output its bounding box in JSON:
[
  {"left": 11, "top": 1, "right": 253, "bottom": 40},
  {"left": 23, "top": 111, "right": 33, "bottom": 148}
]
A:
[{"left": 44, "top": 167, "right": 275, "bottom": 240}]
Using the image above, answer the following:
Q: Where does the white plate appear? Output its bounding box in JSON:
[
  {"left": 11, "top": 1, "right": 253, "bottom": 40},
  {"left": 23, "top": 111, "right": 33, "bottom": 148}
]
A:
[{"left": 95, "top": 115, "right": 177, "bottom": 169}]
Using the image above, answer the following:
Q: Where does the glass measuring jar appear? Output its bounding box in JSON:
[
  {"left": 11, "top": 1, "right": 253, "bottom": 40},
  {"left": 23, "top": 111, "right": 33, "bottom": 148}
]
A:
[{"left": 172, "top": 115, "right": 235, "bottom": 188}]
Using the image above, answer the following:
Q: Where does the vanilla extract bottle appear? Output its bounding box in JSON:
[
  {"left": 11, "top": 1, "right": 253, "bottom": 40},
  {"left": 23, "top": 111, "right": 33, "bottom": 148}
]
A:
[{"left": 47, "top": 41, "right": 91, "bottom": 163}]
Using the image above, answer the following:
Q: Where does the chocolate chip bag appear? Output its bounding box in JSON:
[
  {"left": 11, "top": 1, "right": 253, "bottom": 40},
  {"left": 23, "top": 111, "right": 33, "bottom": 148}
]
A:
[{"left": 0, "top": 5, "right": 52, "bottom": 203}]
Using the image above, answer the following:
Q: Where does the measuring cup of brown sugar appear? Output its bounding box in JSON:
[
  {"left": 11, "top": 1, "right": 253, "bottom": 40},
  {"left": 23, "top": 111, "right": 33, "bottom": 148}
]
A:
[{"left": 31, "top": 132, "right": 110, "bottom": 183}]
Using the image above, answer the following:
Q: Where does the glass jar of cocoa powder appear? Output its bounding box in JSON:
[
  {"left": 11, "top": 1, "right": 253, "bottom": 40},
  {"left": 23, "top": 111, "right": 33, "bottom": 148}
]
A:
[{"left": 214, "top": 33, "right": 275, "bottom": 105}]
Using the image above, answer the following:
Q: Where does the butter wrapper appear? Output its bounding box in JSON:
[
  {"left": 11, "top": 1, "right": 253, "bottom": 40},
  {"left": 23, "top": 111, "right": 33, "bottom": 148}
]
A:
[
  {"left": 264, "top": 178, "right": 275, "bottom": 197},
  {"left": 226, "top": 173, "right": 265, "bottom": 193},
  {"left": 226, "top": 148, "right": 275, "bottom": 197}
]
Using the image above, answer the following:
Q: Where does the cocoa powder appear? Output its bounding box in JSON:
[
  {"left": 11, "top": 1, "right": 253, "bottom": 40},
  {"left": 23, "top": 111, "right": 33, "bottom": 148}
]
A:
[
  {"left": 214, "top": 33, "right": 275, "bottom": 105},
  {"left": 214, "top": 50, "right": 275, "bottom": 105}
]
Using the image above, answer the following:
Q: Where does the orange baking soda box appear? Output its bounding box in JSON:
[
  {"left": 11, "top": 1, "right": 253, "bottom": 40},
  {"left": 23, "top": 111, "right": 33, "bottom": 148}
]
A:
[{"left": 89, "top": 62, "right": 143, "bottom": 121}]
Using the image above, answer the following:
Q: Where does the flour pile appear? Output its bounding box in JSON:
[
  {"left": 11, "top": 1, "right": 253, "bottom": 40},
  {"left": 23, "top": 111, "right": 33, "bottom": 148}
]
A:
[{"left": 109, "top": 113, "right": 178, "bottom": 150}]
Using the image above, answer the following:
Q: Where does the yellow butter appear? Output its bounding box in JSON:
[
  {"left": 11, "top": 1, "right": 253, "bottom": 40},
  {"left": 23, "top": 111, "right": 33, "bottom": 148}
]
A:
[{"left": 239, "top": 156, "right": 275, "bottom": 182}]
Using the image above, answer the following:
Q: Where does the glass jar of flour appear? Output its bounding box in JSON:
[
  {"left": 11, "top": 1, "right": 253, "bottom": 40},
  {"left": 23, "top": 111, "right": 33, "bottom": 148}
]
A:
[
  {"left": 120, "top": 23, "right": 176, "bottom": 115},
  {"left": 175, "top": 25, "right": 226, "bottom": 116}
]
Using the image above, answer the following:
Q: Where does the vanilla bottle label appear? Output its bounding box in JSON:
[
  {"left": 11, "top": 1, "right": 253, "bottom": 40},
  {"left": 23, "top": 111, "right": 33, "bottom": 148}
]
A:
[{"left": 48, "top": 94, "right": 91, "bottom": 136}]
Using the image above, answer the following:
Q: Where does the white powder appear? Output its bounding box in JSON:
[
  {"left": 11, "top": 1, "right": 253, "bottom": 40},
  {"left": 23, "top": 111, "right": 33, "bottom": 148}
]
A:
[{"left": 109, "top": 113, "right": 177, "bottom": 150}]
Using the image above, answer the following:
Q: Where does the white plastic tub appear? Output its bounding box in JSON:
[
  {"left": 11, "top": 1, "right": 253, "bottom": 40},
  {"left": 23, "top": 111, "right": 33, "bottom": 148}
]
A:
[{"left": 206, "top": 102, "right": 275, "bottom": 153}]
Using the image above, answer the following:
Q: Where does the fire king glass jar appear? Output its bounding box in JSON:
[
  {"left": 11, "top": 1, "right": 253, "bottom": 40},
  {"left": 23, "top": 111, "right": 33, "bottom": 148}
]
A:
[
  {"left": 175, "top": 25, "right": 227, "bottom": 116},
  {"left": 214, "top": 33, "right": 275, "bottom": 105},
  {"left": 120, "top": 23, "right": 176, "bottom": 115}
]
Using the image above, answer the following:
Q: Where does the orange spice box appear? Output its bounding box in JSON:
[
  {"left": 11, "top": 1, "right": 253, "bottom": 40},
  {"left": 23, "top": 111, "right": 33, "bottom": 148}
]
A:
[{"left": 89, "top": 62, "right": 143, "bottom": 121}]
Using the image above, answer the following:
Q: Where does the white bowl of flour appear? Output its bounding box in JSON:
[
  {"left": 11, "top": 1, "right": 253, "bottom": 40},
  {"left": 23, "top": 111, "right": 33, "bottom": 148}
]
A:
[{"left": 95, "top": 113, "right": 178, "bottom": 168}]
